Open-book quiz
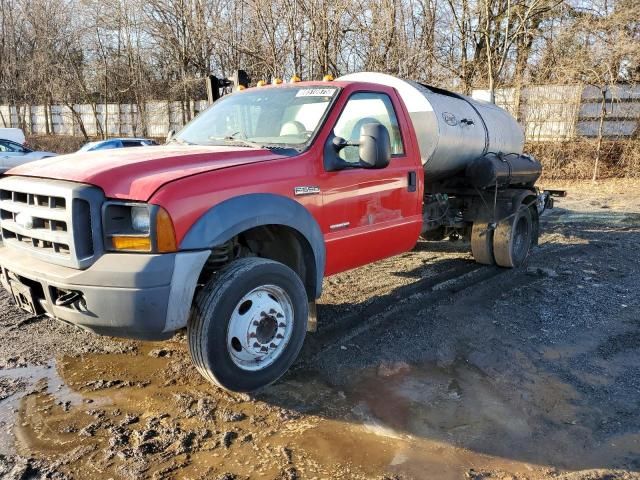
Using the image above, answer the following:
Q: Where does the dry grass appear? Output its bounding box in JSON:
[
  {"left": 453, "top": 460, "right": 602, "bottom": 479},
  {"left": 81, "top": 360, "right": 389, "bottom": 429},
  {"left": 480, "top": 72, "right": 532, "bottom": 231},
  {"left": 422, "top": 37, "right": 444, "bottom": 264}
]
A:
[
  {"left": 542, "top": 177, "right": 640, "bottom": 191},
  {"left": 529, "top": 139, "right": 640, "bottom": 180},
  {"left": 24, "top": 135, "right": 640, "bottom": 181},
  {"left": 26, "top": 135, "right": 87, "bottom": 154},
  {"left": 26, "top": 135, "right": 164, "bottom": 154}
]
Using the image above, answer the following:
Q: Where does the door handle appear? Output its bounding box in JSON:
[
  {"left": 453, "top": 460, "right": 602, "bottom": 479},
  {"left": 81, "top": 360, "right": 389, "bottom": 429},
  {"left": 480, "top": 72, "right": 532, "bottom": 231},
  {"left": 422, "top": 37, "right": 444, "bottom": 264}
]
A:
[{"left": 408, "top": 171, "right": 417, "bottom": 192}]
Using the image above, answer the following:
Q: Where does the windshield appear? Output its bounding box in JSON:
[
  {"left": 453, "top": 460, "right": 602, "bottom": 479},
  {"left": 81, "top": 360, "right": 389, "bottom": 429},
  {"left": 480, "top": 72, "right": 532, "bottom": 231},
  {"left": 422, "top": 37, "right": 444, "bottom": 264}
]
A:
[{"left": 175, "top": 86, "right": 338, "bottom": 149}]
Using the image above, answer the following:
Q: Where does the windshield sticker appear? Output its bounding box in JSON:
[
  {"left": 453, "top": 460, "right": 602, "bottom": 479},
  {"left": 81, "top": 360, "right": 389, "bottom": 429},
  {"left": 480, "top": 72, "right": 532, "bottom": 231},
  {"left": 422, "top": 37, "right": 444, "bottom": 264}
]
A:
[{"left": 296, "top": 88, "right": 336, "bottom": 97}]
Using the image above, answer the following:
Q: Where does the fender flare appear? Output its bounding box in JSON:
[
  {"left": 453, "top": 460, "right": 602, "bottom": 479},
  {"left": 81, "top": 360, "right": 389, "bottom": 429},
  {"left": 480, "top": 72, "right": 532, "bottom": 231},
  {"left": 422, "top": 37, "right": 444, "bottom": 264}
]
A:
[{"left": 180, "top": 193, "right": 325, "bottom": 298}]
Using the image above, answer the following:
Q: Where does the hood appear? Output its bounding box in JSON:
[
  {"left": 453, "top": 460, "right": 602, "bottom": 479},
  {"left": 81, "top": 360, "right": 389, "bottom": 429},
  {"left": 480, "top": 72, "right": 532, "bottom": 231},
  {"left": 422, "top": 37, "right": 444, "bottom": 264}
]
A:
[{"left": 7, "top": 145, "right": 284, "bottom": 201}]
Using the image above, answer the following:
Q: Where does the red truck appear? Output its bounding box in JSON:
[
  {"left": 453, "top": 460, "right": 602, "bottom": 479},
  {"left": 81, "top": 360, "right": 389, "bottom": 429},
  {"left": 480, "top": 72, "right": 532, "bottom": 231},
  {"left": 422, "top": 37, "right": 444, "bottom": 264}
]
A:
[{"left": 0, "top": 73, "right": 558, "bottom": 391}]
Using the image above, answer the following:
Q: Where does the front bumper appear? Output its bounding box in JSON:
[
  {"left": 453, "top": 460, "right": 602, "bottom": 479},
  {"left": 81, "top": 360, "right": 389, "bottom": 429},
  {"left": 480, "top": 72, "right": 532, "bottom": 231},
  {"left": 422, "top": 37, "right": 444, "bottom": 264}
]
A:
[{"left": 0, "top": 245, "right": 209, "bottom": 340}]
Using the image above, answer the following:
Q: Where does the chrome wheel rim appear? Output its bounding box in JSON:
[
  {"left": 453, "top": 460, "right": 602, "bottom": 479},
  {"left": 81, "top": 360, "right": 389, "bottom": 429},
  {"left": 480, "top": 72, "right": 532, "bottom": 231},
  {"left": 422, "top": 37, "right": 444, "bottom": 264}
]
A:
[{"left": 226, "top": 285, "right": 294, "bottom": 371}]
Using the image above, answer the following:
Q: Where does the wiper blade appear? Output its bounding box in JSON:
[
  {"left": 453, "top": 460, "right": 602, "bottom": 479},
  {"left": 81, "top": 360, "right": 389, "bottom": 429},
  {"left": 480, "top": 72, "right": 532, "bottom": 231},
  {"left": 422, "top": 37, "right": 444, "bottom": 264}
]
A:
[
  {"left": 168, "top": 137, "right": 194, "bottom": 146},
  {"left": 228, "top": 141, "right": 302, "bottom": 153},
  {"left": 222, "top": 136, "right": 265, "bottom": 149},
  {"left": 209, "top": 132, "right": 302, "bottom": 152},
  {"left": 208, "top": 132, "right": 265, "bottom": 149}
]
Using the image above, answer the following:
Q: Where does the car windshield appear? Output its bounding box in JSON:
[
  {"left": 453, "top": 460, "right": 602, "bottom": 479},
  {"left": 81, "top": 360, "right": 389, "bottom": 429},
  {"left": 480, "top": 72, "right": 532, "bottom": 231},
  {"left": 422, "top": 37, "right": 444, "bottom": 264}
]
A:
[
  {"left": 78, "top": 141, "right": 100, "bottom": 152},
  {"left": 175, "top": 86, "right": 338, "bottom": 150}
]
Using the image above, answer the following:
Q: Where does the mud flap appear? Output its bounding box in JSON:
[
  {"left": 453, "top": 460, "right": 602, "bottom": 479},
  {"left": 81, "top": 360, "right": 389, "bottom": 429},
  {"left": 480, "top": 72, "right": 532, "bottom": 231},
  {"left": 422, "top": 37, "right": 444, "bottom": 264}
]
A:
[
  {"left": 539, "top": 189, "right": 566, "bottom": 215},
  {"left": 307, "top": 301, "right": 318, "bottom": 332}
]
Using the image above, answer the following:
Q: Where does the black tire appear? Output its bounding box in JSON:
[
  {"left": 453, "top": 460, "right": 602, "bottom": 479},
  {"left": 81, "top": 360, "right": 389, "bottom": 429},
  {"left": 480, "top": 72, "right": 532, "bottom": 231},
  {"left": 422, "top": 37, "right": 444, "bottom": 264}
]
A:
[
  {"left": 188, "top": 257, "right": 308, "bottom": 392},
  {"left": 471, "top": 222, "right": 495, "bottom": 265},
  {"left": 493, "top": 206, "right": 533, "bottom": 268}
]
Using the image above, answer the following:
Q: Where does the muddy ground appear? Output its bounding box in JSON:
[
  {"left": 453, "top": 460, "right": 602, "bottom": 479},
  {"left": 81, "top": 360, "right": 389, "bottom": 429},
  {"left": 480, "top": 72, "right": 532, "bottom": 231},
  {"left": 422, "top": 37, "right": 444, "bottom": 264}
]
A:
[{"left": 0, "top": 179, "right": 639, "bottom": 480}]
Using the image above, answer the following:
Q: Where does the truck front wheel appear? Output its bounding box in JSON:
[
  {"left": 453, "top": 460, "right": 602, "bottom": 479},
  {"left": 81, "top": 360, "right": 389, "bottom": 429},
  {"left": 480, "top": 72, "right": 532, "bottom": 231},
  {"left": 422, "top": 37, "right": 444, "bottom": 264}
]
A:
[{"left": 188, "top": 258, "right": 308, "bottom": 392}]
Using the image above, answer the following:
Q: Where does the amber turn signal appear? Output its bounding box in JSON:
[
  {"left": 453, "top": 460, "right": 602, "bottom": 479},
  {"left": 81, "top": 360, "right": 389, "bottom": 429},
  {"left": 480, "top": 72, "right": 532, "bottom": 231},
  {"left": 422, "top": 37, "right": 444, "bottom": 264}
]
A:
[
  {"left": 112, "top": 236, "right": 152, "bottom": 252},
  {"left": 156, "top": 207, "right": 177, "bottom": 253}
]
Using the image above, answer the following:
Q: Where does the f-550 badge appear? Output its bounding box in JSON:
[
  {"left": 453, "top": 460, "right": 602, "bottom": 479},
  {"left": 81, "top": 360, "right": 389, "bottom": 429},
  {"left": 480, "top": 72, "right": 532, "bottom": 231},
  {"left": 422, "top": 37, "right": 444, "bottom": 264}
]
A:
[{"left": 294, "top": 186, "right": 320, "bottom": 196}]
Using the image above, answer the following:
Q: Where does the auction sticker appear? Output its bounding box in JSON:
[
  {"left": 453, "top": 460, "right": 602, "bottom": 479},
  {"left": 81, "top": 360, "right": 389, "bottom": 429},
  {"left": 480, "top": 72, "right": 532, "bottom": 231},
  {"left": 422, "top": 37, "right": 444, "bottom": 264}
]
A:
[{"left": 296, "top": 88, "right": 336, "bottom": 97}]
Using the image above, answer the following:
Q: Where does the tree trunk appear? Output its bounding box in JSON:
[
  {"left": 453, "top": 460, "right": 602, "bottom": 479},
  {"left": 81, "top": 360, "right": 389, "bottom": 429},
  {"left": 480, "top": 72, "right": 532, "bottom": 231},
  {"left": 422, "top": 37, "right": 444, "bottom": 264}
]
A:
[
  {"left": 103, "top": 67, "right": 108, "bottom": 140},
  {"left": 593, "top": 88, "right": 607, "bottom": 182},
  {"left": 44, "top": 99, "right": 50, "bottom": 135},
  {"left": 65, "top": 103, "right": 89, "bottom": 140},
  {"left": 91, "top": 102, "right": 103, "bottom": 139}
]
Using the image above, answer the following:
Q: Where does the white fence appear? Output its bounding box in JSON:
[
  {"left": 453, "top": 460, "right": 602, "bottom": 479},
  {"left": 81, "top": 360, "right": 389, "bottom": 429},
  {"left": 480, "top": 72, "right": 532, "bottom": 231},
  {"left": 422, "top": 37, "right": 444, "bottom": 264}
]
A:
[
  {"left": 0, "top": 100, "right": 210, "bottom": 138},
  {"left": 473, "top": 84, "right": 640, "bottom": 141},
  {"left": 2, "top": 84, "right": 639, "bottom": 141}
]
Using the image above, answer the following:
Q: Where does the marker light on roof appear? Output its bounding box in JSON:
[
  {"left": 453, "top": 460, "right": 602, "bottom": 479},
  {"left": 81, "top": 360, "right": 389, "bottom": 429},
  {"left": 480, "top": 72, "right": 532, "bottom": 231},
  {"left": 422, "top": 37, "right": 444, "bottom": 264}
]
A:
[
  {"left": 290, "top": 75, "right": 301, "bottom": 83},
  {"left": 236, "top": 85, "right": 246, "bottom": 91},
  {"left": 323, "top": 74, "right": 334, "bottom": 81},
  {"left": 272, "top": 78, "right": 283, "bottom": 85},
  {"left": 256, "top": 80, "right": 266, "bottom": 87}
]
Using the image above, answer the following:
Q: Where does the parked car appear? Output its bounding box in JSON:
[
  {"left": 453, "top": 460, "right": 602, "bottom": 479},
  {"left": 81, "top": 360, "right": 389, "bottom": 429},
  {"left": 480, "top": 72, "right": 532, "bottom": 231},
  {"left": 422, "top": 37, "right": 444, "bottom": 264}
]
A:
[
  {"left": 0, "top": 138, "right": 57, "bottom": 174},
  {"left": 0, "top": 128, "right": 26, "bottom": 145},
  {"left": 78, "top": 138, "right": 158, "bottom": 152}
]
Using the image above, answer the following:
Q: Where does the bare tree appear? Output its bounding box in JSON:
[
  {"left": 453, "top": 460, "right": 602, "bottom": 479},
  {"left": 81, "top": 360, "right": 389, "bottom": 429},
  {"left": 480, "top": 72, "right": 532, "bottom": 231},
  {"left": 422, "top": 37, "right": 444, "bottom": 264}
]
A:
[{"left": 1, "top": 0, "right": 638, "bottom": 177}]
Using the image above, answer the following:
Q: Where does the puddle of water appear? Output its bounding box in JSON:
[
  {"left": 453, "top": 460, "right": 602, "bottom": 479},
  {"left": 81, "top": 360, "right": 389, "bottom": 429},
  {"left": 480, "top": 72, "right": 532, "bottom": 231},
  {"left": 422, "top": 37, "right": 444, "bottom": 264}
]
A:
[
  {"left": 341, "top": 359, "right": 640, "bottom": 473},
  {"left": 0, "top": 361, "right": 85, "bottom": 455},
  {"left": 9, "top": 344, "right": 640, "bottom": 478},
  {"left": 349, "top": 362, "right": 531, "bottom": 440}
]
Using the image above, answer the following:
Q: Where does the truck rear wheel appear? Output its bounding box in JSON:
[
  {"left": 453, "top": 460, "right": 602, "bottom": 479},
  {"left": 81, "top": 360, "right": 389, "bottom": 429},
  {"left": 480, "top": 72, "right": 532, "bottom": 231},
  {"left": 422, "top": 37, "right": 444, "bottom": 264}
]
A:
[
  {"left": 188, "top": 257, "right": 308, "bottom": 392},
  {"left": 471, "top": 222, "right": 495, "bottom": 265},
  {"left": 492, "top": 206, "right": 533, "bottom": 267}
]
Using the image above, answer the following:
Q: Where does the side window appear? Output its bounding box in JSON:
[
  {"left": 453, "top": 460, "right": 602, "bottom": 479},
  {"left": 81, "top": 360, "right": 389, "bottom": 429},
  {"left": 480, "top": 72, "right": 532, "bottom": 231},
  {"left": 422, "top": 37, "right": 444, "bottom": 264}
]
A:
[
  {"left": 0, "top": 140, "right": 24, "bottom": 153},
  {"left": 333, "top": 92, "right": 404, "bottom": 163},
  {"left": 122, "top": 140, "right": 144, "bottom": 147},
  {"left": 94, "top": 140, "right": 121, "bottom": 150}
]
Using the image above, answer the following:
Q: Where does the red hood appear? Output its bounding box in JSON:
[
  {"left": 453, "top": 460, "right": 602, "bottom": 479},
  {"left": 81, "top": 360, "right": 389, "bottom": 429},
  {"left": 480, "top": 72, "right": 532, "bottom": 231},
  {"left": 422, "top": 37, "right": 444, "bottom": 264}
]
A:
[{"left": 7, "top": 145, "right": 284, "bottom": 200}]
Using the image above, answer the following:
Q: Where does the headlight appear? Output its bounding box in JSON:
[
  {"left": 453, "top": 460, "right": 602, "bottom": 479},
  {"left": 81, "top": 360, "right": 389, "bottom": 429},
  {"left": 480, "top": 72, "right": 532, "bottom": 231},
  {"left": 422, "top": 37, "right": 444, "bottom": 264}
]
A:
[
  {"left": 102, "top": 202, "right": 177, "bottom": 253},
  {"left": 131, "top": 206, "right": 151, "bottom": 233}
]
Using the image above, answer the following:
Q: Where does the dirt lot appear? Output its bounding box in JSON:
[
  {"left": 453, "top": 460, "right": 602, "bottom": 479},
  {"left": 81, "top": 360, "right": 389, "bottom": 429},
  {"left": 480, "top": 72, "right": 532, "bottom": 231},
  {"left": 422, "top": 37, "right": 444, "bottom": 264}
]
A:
[{"left": 1, "top": 179, "right": 639, "bottom": 480}]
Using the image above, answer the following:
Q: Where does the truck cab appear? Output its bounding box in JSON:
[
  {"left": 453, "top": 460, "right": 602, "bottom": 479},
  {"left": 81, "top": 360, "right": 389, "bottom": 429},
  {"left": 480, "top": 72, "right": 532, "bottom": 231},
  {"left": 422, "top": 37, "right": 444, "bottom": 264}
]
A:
[{"left": 0, "top": 80, "right": 427, "bottom": 391}]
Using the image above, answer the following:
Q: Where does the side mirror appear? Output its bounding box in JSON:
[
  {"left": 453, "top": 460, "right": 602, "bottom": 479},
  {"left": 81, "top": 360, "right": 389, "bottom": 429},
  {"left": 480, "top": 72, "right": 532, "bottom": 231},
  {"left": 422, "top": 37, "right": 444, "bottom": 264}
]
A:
[
  {"left": 359, "top": 123, "right": 391, "bottom": 169},
  {"left": 166, "top": 129, "right": 175, "bottom": 143}
]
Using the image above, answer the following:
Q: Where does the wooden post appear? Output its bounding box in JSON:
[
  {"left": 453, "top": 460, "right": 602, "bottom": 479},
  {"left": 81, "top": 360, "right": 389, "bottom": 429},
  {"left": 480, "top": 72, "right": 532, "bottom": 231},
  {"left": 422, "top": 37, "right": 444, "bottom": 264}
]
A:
[
  {"left": 70, "top": 105, "right": 76, "bottom": 136},
  {"left": 27, "top": 104, "right": 33, "bottom": 134}
]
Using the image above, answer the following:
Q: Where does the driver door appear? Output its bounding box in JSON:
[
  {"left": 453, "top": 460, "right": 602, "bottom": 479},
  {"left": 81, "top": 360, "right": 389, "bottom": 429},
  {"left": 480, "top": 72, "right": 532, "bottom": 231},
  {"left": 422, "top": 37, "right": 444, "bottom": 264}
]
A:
[{"left": 320, "top": 91, "right": 421, "bottom": 275}]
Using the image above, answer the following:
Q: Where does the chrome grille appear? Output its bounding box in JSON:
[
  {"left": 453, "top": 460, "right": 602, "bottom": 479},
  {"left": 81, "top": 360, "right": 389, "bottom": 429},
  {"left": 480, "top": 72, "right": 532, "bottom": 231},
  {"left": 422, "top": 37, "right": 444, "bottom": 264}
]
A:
[{"left": 0, "top": 177, "right": 103, "bottom": 269}]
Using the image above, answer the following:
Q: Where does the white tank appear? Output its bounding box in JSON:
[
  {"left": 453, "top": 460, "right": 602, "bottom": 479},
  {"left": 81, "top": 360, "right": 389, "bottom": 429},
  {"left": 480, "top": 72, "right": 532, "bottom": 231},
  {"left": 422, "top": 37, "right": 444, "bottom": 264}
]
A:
[{"left": 337, "top": 72, "right": 525, "bottom": 180}]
